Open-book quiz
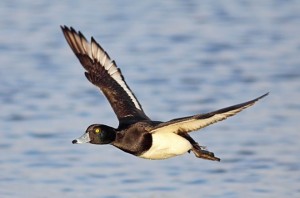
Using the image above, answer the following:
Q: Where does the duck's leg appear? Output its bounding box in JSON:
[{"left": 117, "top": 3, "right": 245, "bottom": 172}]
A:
[
  {"left": 179, "top": 133, "right": 220, "bottom": 161},
  {"left": 191, "top": 144, "right": 220, "bottom": 161}
]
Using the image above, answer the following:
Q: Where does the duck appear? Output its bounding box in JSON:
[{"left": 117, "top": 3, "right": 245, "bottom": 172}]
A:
[{"left": 61, "top": 25, "right": 268, "bottom": 161}]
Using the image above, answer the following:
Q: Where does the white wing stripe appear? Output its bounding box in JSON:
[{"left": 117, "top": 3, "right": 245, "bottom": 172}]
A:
[
  {"left": 91, "top": 41, "right": 98, "bottom": 59},
  {"left": 109, "top": 68, "right": 118, "bottom": 75},
  {"left": 81, "top": 37, "right": 89, "bottom": 55},
  {"left": 101, "top": 55, "right": 107, "bottom": 66},
  {"left": 151, "top": 103, "right": 254, "bottom": 134},
  {"left": 106, "top": 62, "right": 114, "bottom": 71},
  {"left": 73, "top": 33, "right": 142, "bottom": 111}
]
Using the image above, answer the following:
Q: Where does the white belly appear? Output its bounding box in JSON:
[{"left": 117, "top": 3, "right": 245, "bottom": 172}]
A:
[{"left": 140, "top": 132, "right": 192, "bottom": 160}]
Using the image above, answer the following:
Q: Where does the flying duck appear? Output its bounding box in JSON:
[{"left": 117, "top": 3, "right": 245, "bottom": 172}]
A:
[{"left": 61, "top": 26, "right": 268, "bottom": 161}]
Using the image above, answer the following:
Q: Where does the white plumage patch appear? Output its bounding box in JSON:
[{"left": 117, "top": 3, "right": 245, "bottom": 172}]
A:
[{"left": 139, "top": 133, "right": 192, "bottom": 160}]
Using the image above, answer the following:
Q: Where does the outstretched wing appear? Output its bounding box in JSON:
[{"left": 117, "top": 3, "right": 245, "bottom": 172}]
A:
[
  {"left": 150, "top": 93, "right": 268, "bottom": 134},
  {"left": 61, "top": 26, "right": 149, "bottom": 124}
]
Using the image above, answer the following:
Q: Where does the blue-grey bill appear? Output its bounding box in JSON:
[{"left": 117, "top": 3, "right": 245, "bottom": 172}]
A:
[{"left": 72, "top": 132, "right": 90, "bottom": 144}]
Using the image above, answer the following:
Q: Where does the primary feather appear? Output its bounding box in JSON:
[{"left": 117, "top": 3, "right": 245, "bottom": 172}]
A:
[{"left": 61, "top": 26, "right": 149, "bottom": 123}]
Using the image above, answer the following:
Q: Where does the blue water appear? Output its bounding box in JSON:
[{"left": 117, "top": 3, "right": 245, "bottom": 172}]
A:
[{"left": 1, "top": 1, "right": 300, "bottom": 197}]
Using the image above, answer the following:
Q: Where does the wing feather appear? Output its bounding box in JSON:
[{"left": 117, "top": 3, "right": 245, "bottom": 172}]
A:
[
  {"left": 151, "top": 93, "right": 268, "bottom": 134},
  {"left": 61, "top": 26, "right": 149, "bottom": 123}
]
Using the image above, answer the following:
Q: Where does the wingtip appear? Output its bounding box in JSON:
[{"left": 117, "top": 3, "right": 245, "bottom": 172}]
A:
[
  {"left": 263, "top": 92, "right": 270, "bottom": 97},
  {"left": 61, "top": 25, "right": 76, "bottom": 33},
  {"left": 60, "top": 25, "right": 75, "bottom": 36},
  {"left": 60, "top": 25, "right": 70, "bottom": 31},
  {"left": 91, "top": 36, "right": 96, "bottom": 43},
  {"left": 257, "top": 92, "right": 269, "bottom": 101},
  {"left": 60, "top": 25, "right": 66, "bottom": 32}
]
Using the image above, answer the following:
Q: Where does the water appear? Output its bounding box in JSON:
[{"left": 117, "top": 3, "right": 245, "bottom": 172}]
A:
[{"left": 1, "top": 1, "right": 300, "bottom": 197}]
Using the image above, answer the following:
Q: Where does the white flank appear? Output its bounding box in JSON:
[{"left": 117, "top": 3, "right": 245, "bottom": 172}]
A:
[{"left": 140, "top": 133, "right": 192, "bottom": 160}]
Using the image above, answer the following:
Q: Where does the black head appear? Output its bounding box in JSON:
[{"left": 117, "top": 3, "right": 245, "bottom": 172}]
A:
[{"left": 72, "top": 124, "right": 116, "bottom": 145}]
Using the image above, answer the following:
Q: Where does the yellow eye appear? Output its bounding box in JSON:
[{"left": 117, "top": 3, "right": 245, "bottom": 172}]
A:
[{"left": 95, "top": 128, "right": 101, "bottom": 133}]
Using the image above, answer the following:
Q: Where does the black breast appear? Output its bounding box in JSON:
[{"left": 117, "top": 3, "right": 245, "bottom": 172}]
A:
[{"left": 112, "top": 126, "right": 153, "bottom": 156}]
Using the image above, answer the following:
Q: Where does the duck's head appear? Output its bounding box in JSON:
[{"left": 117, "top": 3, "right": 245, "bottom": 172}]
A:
[{"left": 72, "top": 124, "right": 116, "bottom": 145}]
